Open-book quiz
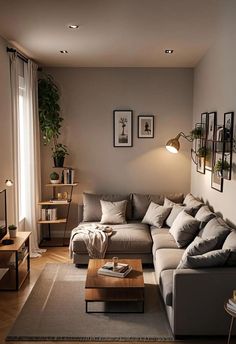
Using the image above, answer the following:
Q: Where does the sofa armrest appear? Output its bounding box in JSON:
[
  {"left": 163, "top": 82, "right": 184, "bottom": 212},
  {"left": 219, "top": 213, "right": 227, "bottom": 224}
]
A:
[{"left": 173, "top": 267, "right": 236, "bottom": 335}]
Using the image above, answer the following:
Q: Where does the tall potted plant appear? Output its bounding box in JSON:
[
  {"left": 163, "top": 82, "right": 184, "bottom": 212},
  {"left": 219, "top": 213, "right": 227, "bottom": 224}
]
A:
[{"left": 38, "top": 74, "right": 69, "bottom": 167}]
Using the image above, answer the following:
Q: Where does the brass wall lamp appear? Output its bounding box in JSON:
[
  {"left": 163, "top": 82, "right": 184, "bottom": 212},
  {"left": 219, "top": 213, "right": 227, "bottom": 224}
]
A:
[{"left": 166, "top": 132, "right": 193, "bottom": 154}]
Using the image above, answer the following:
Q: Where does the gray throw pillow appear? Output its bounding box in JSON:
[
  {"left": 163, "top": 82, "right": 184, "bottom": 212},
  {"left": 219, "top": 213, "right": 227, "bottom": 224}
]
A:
[
  {"left": 222, "top": 230, "right": 236, "bottom": 266},
  {"left": 177, "top": 249, "right": 230, "bottom": 269},
  {"left": 199, "top": 217, "right": 232, "bottom": 248},
  {"left": 142, "top": 202, "right": 171, "bottom": 228},
  {"left": 183, "top": 193, "right": 203, "bottom": 215},
  {"left": 169, "top": 211, "right": 200, "bottom": 248},
  {"left": 100, "top": 200, "right": 127, "bottom": 224},
  {"left": 195, "top": 205, "right": 216, "bottom": 229},
  {"left": 178, "top": 236, "right": 218, "bottom": 268},
  {"left": 166, "top": 204, "right": 192, "bottom": 228},
  {"left": 164, "top": 197, "right": 180, "bottom": 208}
]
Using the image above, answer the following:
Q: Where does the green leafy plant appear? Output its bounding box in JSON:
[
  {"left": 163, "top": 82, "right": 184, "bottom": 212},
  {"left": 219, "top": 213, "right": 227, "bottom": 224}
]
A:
[
  {"left": 190, "top": 127, "right": 203, "bottom": 139},
  {"left": 50, "top": 172, "right": 59, "bottom": 180},
  {"left": 52, "top": 143, "right": 69, "bottom": 159},
  {"left": 214, "top": 159, "right": 230, "bottom": 172},
  {"left": 197, "top": 146, "right": 209, "bottom": 158},
  {"left": 8, "top": 224, "right": 17, "bottom": 230}
]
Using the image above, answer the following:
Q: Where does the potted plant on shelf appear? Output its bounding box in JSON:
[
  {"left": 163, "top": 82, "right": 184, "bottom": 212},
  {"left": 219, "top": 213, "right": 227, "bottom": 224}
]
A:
[
  {"left": 8, "top": 224, "right": 17, "bottom": 238},
  {"left": 38, "top": 74, "right": 69, "bottom": 167},
  {"left": 50, "top": 171, "right": 60, "bottom": 184},
  {"left": 52, "top": 143, "right": 69, "bottom": 168},
  {"left": 214, "top": 158, "right": 230, "bottom": 178}
]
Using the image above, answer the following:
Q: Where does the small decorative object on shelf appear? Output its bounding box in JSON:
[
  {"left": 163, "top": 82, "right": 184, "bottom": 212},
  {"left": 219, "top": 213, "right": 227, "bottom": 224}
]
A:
[
  {"left": 8, "top": 224, "right": 17, "bottom": 238},
  {"left": 52, "top": 143, "right": 69, "bottom": 168},
  {"left": 50, "top": 172, "right": 60, "bottom": 184}
]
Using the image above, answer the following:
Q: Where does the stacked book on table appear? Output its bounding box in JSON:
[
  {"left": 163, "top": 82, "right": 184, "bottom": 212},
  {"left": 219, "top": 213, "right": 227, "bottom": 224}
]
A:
[
  {"left": 226, "top": 298, "right": 236, "bottom": 314},
  {"left": 98, "top": 262, "right": 132, "bottom": 278}
]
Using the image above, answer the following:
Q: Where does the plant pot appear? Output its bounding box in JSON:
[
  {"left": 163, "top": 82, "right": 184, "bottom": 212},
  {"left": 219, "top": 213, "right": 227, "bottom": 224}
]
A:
[
  {"left": 53, "top": 157, "right": 65, "bottom": 168},
  {"left": 9, "top": 229, "right": 17, "bottom": 238},
  {"left": 50, "top": 179, "right": 60, "bottom": 184}
]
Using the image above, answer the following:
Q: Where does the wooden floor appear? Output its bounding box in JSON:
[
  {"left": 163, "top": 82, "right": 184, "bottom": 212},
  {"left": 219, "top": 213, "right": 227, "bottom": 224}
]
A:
[{"left": 0, "top": 247, "right": 235, "bottom": 344}]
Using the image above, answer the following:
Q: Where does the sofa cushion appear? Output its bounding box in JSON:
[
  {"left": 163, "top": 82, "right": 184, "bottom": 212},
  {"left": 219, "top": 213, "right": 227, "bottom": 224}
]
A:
[
  {"left": 195, "top": 205, "right": 216, "bottom": 229},
  {"left": 132, "top": 193, "right": 184, "bottom": 220},
  {"left": 71, "top": 222, "right": 152, "bottom": 254},
  {"left": 177, "top": 236, "right": 218, "bottom": 268},
  {"left": 160, "top": 269, "right": 174, "bottom": 306},
  {"left": 183, "top": 193, "right": 203, "bottom": 215},
  {"left": 166, "top": 204, "right": 187, "bottom": 227},
  {"left": 142, "top": 202, "right": 171, "bottom": 228},
  {"left": 100, "top": 200, "right": 127, "bottom": 224},
  {"left": 199, "top": 217, "right": 231, "bottom": 248},
  {"left": 177, "top": 249, "right": 230, "bottom": 269},
  {"left": 83, "top": 193, "right": 132, "bottom": 222},
  {"left": 169, "top": 211, "right": 200, "bottom": 248},
  {"left": 150, "top": 227, "right": 178, "bottom": 254},
  {"left": 164, "top": 197, "right": 182, "bottom": 208},
  {"left": 222, "top": 230, "right": 236, "bottom": 266},
  {"left": 155, "top": 248, "right": 184, "bottom": 276}
]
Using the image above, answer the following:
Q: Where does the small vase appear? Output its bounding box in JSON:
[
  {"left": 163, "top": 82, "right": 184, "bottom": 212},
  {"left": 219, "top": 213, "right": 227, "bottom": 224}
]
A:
[
  {"left": 9, "top": 229, "right": 17, "bottom": 238},
  {"left": 53, "top": 157, "right": 65, "bottom": 168}
]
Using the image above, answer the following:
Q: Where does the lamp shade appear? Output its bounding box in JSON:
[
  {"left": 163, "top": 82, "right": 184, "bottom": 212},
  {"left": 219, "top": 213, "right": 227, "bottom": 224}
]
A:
[{"left": 166, "top": 137, "right": 180, "bottom": 153}]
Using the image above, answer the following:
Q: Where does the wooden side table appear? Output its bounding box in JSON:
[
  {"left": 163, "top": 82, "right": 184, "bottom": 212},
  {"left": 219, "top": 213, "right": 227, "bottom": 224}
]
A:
[
  {"left": 0, "top": 231, "right": 31, "bottom": 290},
  {"left": 224, "top": 302, "right": 236, "bottom": 344}
]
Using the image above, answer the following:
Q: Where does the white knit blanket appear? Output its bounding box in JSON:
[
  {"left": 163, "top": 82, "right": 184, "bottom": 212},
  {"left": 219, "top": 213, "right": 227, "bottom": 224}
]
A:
[{"left": 69, "top": 223, "right": 113, "bottom": 259}]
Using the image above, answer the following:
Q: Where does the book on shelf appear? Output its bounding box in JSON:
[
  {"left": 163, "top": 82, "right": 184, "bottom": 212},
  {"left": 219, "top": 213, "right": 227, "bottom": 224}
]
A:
[
  {"left": 49, "top": 199, "right": 68, "bottom": 203},
  {"left": 97, "top": 262, "right": 132, "bottom": 278},
  {"left": 41, "top": 208, "right": 57, "bottom": 221},
  {"left": 62, "top": 168, "right": 75, "bottom": 184}
]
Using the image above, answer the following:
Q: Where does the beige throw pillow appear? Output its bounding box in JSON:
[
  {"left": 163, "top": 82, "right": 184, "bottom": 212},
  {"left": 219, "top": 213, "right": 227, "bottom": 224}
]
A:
[
  {"left": 100, "top": 200, "right": 127, "bottom": 224},
  {"left": 142, "top": 202, "right": 171, "bottom": 228},
  {"left": 169, "top": 211, "right": 200, "bottom": 248}
]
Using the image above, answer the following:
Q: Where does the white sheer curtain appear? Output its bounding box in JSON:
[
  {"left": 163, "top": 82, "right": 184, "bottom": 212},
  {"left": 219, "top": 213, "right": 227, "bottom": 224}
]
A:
[{"left": 9, "top": 52, "right": 45, "bottom": 257}]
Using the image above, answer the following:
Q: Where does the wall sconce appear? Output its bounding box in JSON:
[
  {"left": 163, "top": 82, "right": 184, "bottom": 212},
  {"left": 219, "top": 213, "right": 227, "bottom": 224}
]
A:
[{"left": 166, "top": 132, "right": 193, "bottom": 153}]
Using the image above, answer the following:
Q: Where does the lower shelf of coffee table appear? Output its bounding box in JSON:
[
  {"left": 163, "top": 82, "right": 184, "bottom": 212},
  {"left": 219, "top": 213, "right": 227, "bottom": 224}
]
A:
[{"left": 85, "top": 287, "right": 144, "bottom": 302}]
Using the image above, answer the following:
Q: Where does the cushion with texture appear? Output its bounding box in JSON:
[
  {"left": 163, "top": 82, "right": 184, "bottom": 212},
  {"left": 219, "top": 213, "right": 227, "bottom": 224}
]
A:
[
  {"left": 164, "top": 197, "right": 181, "bottom": 208},
  {"left": 199, "top": 217, "right": 232, "bottom": 248},
  {"left": 83, "top": 193, "right": 132, "bottom": 222},
  {"left": 183, "top": 193, "right": 203, "bottom": 214},
  {"left": 222, "top": 230, "right": 236, "bottom": 266},
  {"left": 100, "top": 200, "right": 127, "bottom": 224},
  {"left": 177, "top": 236, "right": 218, "bottom": 268},
  {"left": 195, "top": 205, "right": 216, "bottom": 229},
  {"left": 169, "top": 211, "right": 200, "bottom": 248},
  {"left": 142, "top": 202, "right": 171, "bottom": 228},
  {"left": 177, "top": 249, "right": 230, "bottom": 269},
  {"left": 166, "top": 204, "right": 188, "bottom": 227},
  {"left": 132, "top": 193, "right": 184, "bottom": 220}
]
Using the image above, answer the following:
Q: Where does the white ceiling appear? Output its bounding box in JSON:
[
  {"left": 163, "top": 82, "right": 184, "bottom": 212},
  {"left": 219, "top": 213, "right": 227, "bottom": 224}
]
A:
[{"left": 0, "top": 0, "right": 220, "bottom": 67}]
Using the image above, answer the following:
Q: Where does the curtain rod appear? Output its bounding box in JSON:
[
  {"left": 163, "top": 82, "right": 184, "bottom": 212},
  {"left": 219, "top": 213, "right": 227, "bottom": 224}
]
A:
[{"left": 7, "top": 47, "right": 28, "bottom": 63}]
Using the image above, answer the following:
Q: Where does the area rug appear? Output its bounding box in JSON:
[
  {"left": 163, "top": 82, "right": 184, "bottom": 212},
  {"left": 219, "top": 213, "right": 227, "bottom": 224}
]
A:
[{"left": 6, "top": 263, "right": 174, "bottom": 341}]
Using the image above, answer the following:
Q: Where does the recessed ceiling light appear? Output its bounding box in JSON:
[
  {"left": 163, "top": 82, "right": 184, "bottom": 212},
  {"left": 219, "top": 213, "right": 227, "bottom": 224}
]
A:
[
  {"left": 68, "top": 25, "right": 79, "bottom": 29},
  {"left": 60, "top": 50, "right": 68, "bottom": 54},
  {"left": 165, "top": 49, "right": 174, "bottom": 54}
]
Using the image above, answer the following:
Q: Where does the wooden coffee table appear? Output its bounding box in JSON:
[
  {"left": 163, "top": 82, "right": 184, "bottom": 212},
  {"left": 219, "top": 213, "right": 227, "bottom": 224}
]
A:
[{"left": 85, "top": 258, "right": 144, "bottom": 313}]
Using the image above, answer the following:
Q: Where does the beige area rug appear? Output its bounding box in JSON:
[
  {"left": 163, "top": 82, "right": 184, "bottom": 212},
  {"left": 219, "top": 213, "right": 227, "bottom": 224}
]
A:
[{"left": 6, "top": 263, "right": 174, "bottom": 341}]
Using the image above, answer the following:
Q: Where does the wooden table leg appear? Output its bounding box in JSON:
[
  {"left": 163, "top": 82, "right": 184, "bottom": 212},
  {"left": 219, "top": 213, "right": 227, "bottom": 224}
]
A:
[{"left": 227, "top": 317, "right": 234, "bottom": 344}]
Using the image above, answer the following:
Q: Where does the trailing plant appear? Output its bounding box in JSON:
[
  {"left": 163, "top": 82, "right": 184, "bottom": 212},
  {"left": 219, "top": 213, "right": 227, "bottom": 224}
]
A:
[
  {"left": 38, "top": 74, "right": 63, "bottom": 145},
  {"left": 50, "top": 172, "right": 60, "bottom": 180},
  {"left": 214, "top": 159, "right": 230, "bottom": 172},
  {"left": 190, "top": 127, "right": 203, "bottom": 139},
  {"left": 197, "top": 146, "right": 209, "bottom": 158}
]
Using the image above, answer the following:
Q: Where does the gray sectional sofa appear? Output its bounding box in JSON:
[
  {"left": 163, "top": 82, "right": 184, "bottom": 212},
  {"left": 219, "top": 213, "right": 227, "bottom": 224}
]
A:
[{"left": 70, "top": 192, "right": 236, "bottom": 337}]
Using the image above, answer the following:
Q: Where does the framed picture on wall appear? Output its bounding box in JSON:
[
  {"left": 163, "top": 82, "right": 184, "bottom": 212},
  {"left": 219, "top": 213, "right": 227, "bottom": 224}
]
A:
[
  {"left": 113, "top": 110, "right": 133, "bottom": 147},
  {"left": 205, "top": 140, "right": 213, "bottom": 171},
  {"left": 223, "top": 111, "right": 234, "bottom": 180},
  {"left": 138, "top": 115, "right": 154, "bottom": 138},
  {"left": 207, "top": 112, "right": 216, "bottom": 140},
  {"left": 201, "top": 112, "right": 208, "bottom": 139},
  {"left": 211, "top": 141, "right": 223, "bottom": 192}
]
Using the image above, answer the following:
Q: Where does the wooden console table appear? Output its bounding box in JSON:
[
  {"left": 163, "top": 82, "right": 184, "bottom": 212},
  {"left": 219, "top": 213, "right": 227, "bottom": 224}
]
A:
[{"left": 0, "top": 232, "right": 31, "bottom": 290}]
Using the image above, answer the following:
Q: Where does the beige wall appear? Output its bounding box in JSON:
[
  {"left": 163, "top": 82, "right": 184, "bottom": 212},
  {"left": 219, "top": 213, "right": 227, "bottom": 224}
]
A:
[
  {"left": 0, "top": 36, "right": 14, "bottom": 225},
  {"left": 42, "top": 67, "right": 193, "bottom": 228},
  {"left": 191, "top": 0, "right": 236, "bottom": 225}
]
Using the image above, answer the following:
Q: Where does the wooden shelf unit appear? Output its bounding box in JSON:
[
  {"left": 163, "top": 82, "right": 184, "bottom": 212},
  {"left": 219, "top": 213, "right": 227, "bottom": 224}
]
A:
[{"left": 39, "top": 181, "right": 78, "bottom": 247}]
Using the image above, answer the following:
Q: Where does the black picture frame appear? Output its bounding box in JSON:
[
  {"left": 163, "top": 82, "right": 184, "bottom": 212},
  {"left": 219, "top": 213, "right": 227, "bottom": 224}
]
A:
[
  {"left": 138, "top": 115, "right": 154, "bottom": 138},
  {"left": 205, "top": 140, "right": 213, "bottom": 171},
  {"left": 211, "top": 141, "right": 223, "bottom": 192},
  {"left": 207, "top": 112, "right": 217, "bottom": 140},
  {"left": 223, "top": 111, "right": 234, "bottom": 180},
  {"left": 201, "top": 112, "right": 208, "bottom": 139},
  {"left": 113, "top": 110, "right": 133, "bottom": 147}
]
